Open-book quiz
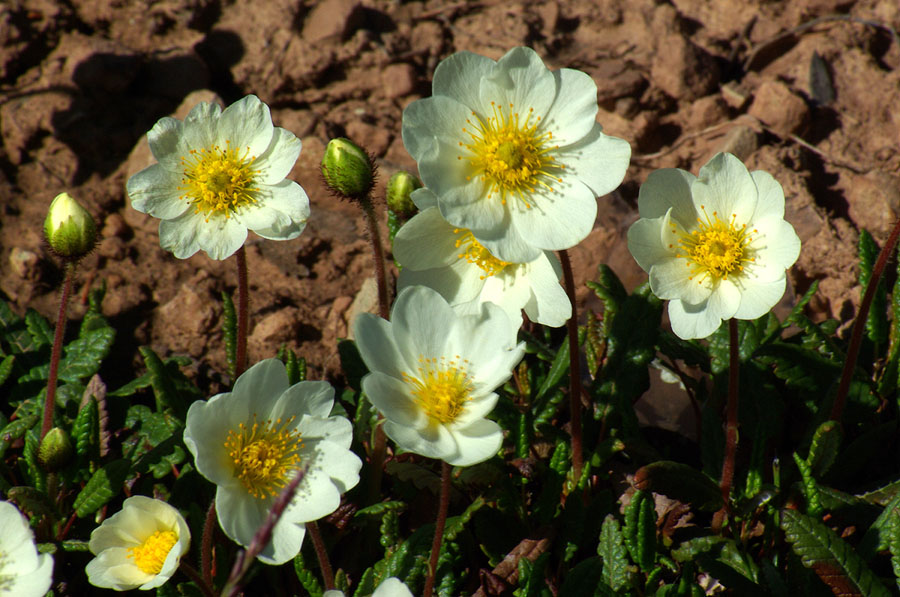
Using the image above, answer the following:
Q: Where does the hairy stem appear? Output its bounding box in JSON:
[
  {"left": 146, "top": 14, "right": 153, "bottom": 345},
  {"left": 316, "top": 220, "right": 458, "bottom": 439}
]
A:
[
  {"left": 424, "top": 461, "right": 451, "bottom": 597},
  {"left": 714, "top": 319, "right": 740, "bottom": 532},
  {"left": 307, "top": 521, "right": 335, "bottom": 590},
  {"left": 559, "top": 250, "right": 584, "bottom": 483},
  {"left": 201, "top": 502, "right": 216, "bottom": 588},
  {"left": 235, "top": 246, "right": 249, "bottom": 377},
  {"left": 179, "top": 561, "right": 216, "bottom": 597},
  {"left": 831, "top": 217, "right": 900, "bottom": 421},
  {"left": 41, "top": 263, "right": 76, "bottom": 440}
]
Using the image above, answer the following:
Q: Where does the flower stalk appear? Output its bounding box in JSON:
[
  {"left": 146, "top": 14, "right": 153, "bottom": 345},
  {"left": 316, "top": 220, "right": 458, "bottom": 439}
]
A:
[
  {"left": 235, "top": 246, "right": 249, "bottom": 377},
  {"left": 559, "top": 250, "right": 584, "bottom": 482},
  {"left": 306, "top": 521, "right": 335, "bottom": 590},
  {"left": 714, "top": 318, "right": 740, "bottom": 532},
  {"left": 424, "top": 461, "right": 451, "bottom": 597},
  {"left": 201, "top": 502, "right": 216, "bottom": 589},
  {"left": 41, "top": 262, "right": 76, "bottom": 441}
]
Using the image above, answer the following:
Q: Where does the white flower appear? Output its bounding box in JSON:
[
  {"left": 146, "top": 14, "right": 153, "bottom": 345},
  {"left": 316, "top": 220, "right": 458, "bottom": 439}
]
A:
[
  {"left": 627, "top": 152, "right": 801, "bottom": 339},
  {"left": 183, "top": 359, "right": 362, "bottom": 565},
  {"left": 0, "top": 501, "right": 53, "bottom": 597},
  {"left": 402, "top": 47, "right": 631, "bottom": 263},
  {"left": 353, "top": 286, "right": 525, "bottom": 466},
  {"left": 324, "top": 577, "right": 414, "bottom": 597},
  {"left": 85, "top": 496, "right": 188, "bottom": 591},
  {"left": 127, "top": 94, "right": 310, "bottom": 260},
  {"left": 395, "top": 188, "right": 571, "bottom": 330}
]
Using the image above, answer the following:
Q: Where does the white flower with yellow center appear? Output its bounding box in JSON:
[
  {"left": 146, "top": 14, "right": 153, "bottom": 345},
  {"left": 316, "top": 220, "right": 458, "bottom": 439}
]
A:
[
  {"left": 402, "top": 47, "right": 631, "bottom": 263},
  {"left": 183, "top": 359, "right": 361, "bottom": 565},
  {"left": 127, "top": 94, "right": 310, "bottom": 260},
  {"left": 0, "top": 502, "right": 53, "bottom": 597},
  {"left": 394, "top": 188, "right": 570, "bottom": 331},
  {"left": 85, "top": 496, "right": 188, "bottom": 591},
  {"left": 353, "top": 286, "right": 525, "bottom": 466},
  {"left": 627, "top": 152, "right": 801, "bottom": 339}
]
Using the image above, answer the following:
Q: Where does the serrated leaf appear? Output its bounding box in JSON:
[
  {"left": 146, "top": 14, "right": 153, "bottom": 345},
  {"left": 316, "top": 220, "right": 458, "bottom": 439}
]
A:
[
  {"left": 354, "top": 501, "right": 408, "bottom": 518},
  {"left": 138, "top": 346, "right": 201, "bottom": 417},
  {"left": 23, "top": 429, "right": 45, "bottom": 491},
  {"left": 793, "top": 453, "right": 823, "bottom": 518},
  {"left": 0, "top": 354, "right": 14, "bottom": 386},
  {"left": 633, "top": 461, "right": 723, "bottom": 512},
  {"left": 624, "top": 490, "right": 656, "bottom": 572},
  {"left": 58, "top": 327, "right": 115, "bottom": 382},
  {"left": 559, "top": 556, "right": 604, "bottom": 597},
  {"left": 72, "top": 396, "right": 99, "bottom": 461},
  {"left": 73, "top": 459, "right": 131, "bottom": 517},
  {"left": 25, "top": 309, "right": 53, "bottom": 348},
  {"left": 7, "top": 486, "right": 56, "bottom": 518},
  {"left": 858, "top": 493, "right": 900, "bottom": 561},
  {"left": 807, "top": 421, "right": 842, "bottom": 478},
  {"left": 781, "top": 508, "right": 891, "bottom": 597},
  {"left": 889, "top": 506, "right": 900, "bottom": 591},
  {"left": 598, "top": 514, "right": 630, "bottom": 592},
  {"left": 535, "top": 339, "right": 569, "bottom": 401}
]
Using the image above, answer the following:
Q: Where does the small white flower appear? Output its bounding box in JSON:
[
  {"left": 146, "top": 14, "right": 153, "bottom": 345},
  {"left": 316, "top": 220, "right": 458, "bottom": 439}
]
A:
[
  {"left": 627, "top": 152, "right": 801, "bottom": 339},
  {"left": 0, "top": 501, "right": 53, "bottom": 597},
  {"left": 402, "top": 47, "right": 631, "bottom": 262},
  {"left": 395, "top": 188, "right": 571, "bottom": 330},
  {"left": 353, "top": 286, "right": 525, "bottom": 466},
  {"left": 127, "top": 94, "right": 310, "bottom": 260},
  {"left": 183, "top": 359, "right": 362, "bottom": 565},
  {"left": 324, "top": 576, "right": 414, "bottom": 597},
  {"left": 85, "top": 496, "right": 188, "bottom": 591}
]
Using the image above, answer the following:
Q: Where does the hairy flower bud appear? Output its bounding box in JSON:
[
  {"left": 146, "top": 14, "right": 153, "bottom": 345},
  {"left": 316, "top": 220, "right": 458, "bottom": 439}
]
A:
[
  {"left": 321, "top": 138, "right": 375, "bottom": 200},
  {"left": 38, "top": 427, "right": 74, "bottom": 472},
  {"left": 385, "top": 171, "right": 421, "bottom": 217},
  {"left": 44, "top": 192, "right": 97, "bottom": 261}
]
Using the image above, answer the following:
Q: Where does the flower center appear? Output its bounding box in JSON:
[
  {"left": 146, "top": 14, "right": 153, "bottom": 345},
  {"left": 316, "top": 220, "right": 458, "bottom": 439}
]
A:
[
  {"left": 454, "top": 229, "right": 512, "bottom": 278},
  {"left": 402, "top": 356, "right": 473, "bottom": 425},
  {"left": 224, "top": 416, "right": 304, "bottom": 499},
  {"left": 179, "top": 140, "right": 259, "bottom": 220},
  {"left": 673, "top": 207, "right": 756, "bottom": 282},
  {"left": 459, "top": 102, "right": 562, "bottom": 207},
  {"left": 128, "top": 530, "right": 178, "bottom": 575}
]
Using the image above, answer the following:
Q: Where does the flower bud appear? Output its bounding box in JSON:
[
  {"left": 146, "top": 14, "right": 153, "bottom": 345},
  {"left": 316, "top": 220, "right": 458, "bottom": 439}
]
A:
[
  {"left": 385, "top": 171, "right": 421, "bottom": 217},
  {"left": 321, "top": 138, "right": 375, "bottom": 200},
  {"left": 44, "top": 192, "right": 97, "bottom": 261},
  {"left": 38, "top": 427, "right": 74, "bottom": 472}
]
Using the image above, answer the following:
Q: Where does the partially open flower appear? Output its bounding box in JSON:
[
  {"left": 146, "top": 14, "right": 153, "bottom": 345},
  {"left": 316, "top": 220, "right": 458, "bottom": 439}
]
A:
[
  {"left": 353, "top": 286, "right": 525, "bottom": 466},
  {"left": 627, "top": 152, "right": 801, "bottom": 339},
  {"left": 127, "top": 94, "right": 309, "bottom": 260},
  {"left": 183, "top": 359, "right": 361, "bottom": 565},
  {"left": 0, "top": 501, "right": 53, "bottom": 597},
  {"left": 86, "top": 496, "right": 189, "bottom": 591},
  {"left": 43, "top": 192, "right": 97, "bottom": 261}
]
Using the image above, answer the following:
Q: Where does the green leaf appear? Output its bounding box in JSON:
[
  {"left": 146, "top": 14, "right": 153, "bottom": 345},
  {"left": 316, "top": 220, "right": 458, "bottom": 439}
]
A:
[
  {"left": 624, "top": 490, "right": 656, "bottom": 572},
  {"left": 793, "top": 453, "right": 823, "bottom": 517},
  {"left": 806, "top": 420, "right": 842, "bottom": 478},
  {"left": 633, "top": 461, "right": 723, "bottom": 511},
  {"left": 58, "top": 327, "right": 115, "bottom": 382},
  {"left": 858, "top": 493, "right": 900, "bottom": 561},
  {"left": 293, "top": 552, "right": 323, "bottom": 596},
  {"left": 338, "top": 339, "right": 368, "bottom": 392},
  {"left": 23, "top": 429, "right": 45, "bottom": 492},
  {"left": 859, "top": 229, "right": 888, "bottom": 346},
  {"left": 888, "top": 506, "right": 900, "bottom": 592},
  {"left": 535, "top": 339, "right": 569, "bottom": 401},
  {"left": 139, "top": 346, "right": 201, "bottom": 417},
  {"left": 598, "top": 514, "right": 631, "bottom": 592},
  {"left": 780, "top": 508, "right": 891, "bottom": 597},
  {"left": 222, "top": 291, "right": 237, "bottom": 378},
  {"left": 73, "top": 459, "right": 131, "bottom": 518},
  {"left": 7, "top": 486, "right": 56, "bottom": 519},
  {"left": 559, "top": 556, "right": 604, "bottom": 597},
  {"left": 25, "top": 309, "right": 53, "bottom": 348},
  {"left": 72, "top": 396, "right": 99, "bottom": 461},
  {"left": 0, "top": 354, "right": 14, "bottom": 386}
]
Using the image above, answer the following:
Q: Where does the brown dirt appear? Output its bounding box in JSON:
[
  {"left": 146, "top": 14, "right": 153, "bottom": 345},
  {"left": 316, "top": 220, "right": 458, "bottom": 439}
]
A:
[{"left": 2, "top": 0, "right": 899, "bottom": 394}]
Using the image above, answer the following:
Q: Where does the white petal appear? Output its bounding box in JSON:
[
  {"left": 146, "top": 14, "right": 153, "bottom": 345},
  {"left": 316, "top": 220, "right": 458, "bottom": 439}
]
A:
[
  {"left": 158, "top": 210, "right": 247, "bottom": 260},
  {"left": 474, "top": 222, "right": 542, "bottom": 263},
  {"left": 272, "top": 380, "right": 334, "bottom": 420},
  {"left": 183, "top": 397, "right": 240, "bottom": 489},
  {"left": 446, "top": 419, "right": 503, "bottom": 466},
  {"left": 432, "top": 51, "right": 495, "bottom": 108},
  {"left": 692, "top": 153, "right": 758, "bottom": 226},
  {"left": 254, "top": 127, "right": 302, "bottom": 184},
  {"left": 182, "top": 101, "right": 223, "bottom": 151},
  {"left": 393, "top": 207, "right": 460, "bottom": 269},
  {"left": 733, "top": 276, "right": 786, "bottom": 320},
  {"left": 480, "top": 47, "right": 555, "bottom": 120},
  {"left": 233, "top": 359, "right": 290, "bottom": 412},
  {"left": 258, "top": 518, "right": 305, "bottom": 565},
  {"left": 145, "top": 115, "right": 187, "bottom": 172},
  {"left": 555, "top": 123, "right": 630, "bottom": 197},
  {"left": 127, "top": 164, "right": 190, "bottom": 220},
  {"left": 296, "top": 416, "right": 353, "bottom": 445},
  {"left": 667, "top": 298, "right": 723, "bottom": 340},
  {"left": 541, "top": 68, "right": 599, "bottom": 146},
  {"left": 237, "top": 180, "right": 309, "bottom": 240},
  {"left": 362, "top": 373, "right": 426, "bottom": 428},
  {"left": 384, "top": 419, "right": 458, "bottom": 461},
  {"left": 391, "top": 286, "right": 458, "bottom": 361},
  {"left": 217, "top": 95, "right": 274, "bottom": 159},
  {"left": 649, "top": 257, "right": 713, "bottom": 304},
  {"left": 215, "top": 486, "right": 268, "bottom": 550},
  {"left": 8, "top": 552, "right": 53, "bottom": 596},
  {"left": 627, "top": 215, "right": 673, "bottom": 272},
  {"left": 708, "top": 279, "right": 741, "bottom": 320},
  {"left": 290, "top": 466, "right": 341, "bottom": 523},
  {"left": 86, "top": 548, "right": 151, "bottom": 590},
  {"left": 750, "top": 170, "right": 785, "bottom": 220},
  {"left": 450, "top": 391, "right": 499, "bottom": 428},
  {"left": 398, "top": 256, "right": 484, "bottom": 305},
  {"left": 353, "top": 314, "right": 415, "bottom": 379},
  {"left": 402, "top": 96, "right": 472, "bottom": 164},
  {"left": 411, "top": 187, "right": 438, "bottom": 210},
  {"left": 373, "top": 577, "right": 414, "bottom": 597},
  {"left": 638, "top": 167, "right": 697, "bottom": 223},
  {"left": 312, "top": 439, "right": 362, "bottom": 493},
  {"left": 522, "top": 255, "right": 571, "bottom": 327},
  {"left": 751, "top": 217, "right": 801, "bottom": 272},
  {"left": 510, "top": 177, "right": 597, "bottom": 251}
]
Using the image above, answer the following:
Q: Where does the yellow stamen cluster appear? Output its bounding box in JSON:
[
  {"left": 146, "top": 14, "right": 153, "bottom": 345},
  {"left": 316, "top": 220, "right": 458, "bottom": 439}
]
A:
[
  {"left": 402, "top": 356, "right": 473, "bottom": 425},
  {"left": 672, "top": 206, "right": 756, "bottom": 283},
  {"left": 459, "top": 102, "right": 563, "bottom": 207},
  {"left": 179, "top": 140, "right": 259, "bottom": 220},
  {"left": 128, "top": 530, "right": 178, "bottom": 575},
  {"left": 224, "top": 416, "right": 304, "bottom": 499},
  {"left": 454, "top": 229, "right": 512, "bottom": 278}
]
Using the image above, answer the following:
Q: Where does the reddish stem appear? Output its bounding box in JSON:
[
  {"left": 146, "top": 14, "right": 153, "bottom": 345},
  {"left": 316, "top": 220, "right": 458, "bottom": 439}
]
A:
[
  {"left": 714, "top": 319, "right": 740, "bottom": 532},
  {"left": 180, "top": 562, "right": 216, "bottom": 597},
  {"left": 831, "top": 217, "right": 900, "bottom": 421},
  {"left": 424, "top": 461, "right": 451, "bottom": 597},
  {"left": 235, "top": 247, "right": 249, "bottom": 376},
  {"left": 201, "top": 502, "right": 216, "bottom": 588},
  {"left": 41, "top": 264, "right": 76, "bottom": 440},
  {"left": 307, "top": 521, "right": 335, "bottom": 590},
  {"left": 558, "top": 250, "right": 584, "bottom": 482}
]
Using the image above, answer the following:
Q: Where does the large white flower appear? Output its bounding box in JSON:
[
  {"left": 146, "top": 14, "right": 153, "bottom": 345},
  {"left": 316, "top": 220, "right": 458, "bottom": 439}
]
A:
[
  {"left": 324, "top": 577, "right": 414, "bottom": 597},
  {"left": 627, "top": 152, "right": 801, "bottom": 339},
  {"left": 395, "top": 188, "right": 570, "bottom": 330},
  {"left": 402, "top": 47, "right": 631, "bottom": 263},
  {"left": 86, "top": 496, "right": 189, "bottom": 591},
  {"left": 353, "top": 286, "right": 525, "bottom": 466},
  {"left": 0, "top": 501, "right": 53, "bottom": 597},
  {"left": 127, "top": 94, "right": 310, "bottom": 260},
  {"left": 183, "top": 359, "right": 362, "bottom": 565}
]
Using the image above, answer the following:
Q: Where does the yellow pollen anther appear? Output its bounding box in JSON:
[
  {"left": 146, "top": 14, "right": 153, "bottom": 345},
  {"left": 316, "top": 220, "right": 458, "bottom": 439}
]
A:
[
  {"left": 128, "top": 530, "right": 178, "bottom": 575},
  {"left": 179, "top": 140, "right": 259, "bottom": 220},
  {"left": 453, "top": 229, "right": 512, "bottom": 278},
  {"left": 402, "top": 356, "right": 473, "bottom": 425},
  {"left": 224, "top": 416, "right": 304, "bottom": 499},
  {"left": 676, "top": 208, "right": 755, "bottom": 282},
  {"left": 460, "top": 101, "right": 561, "bottom": 207}
]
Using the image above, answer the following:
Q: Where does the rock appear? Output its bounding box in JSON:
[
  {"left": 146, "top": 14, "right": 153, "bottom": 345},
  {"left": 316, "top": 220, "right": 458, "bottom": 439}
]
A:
[
  {"left": 715, "top": 125, "right": 758, "bottom": 161},
  {"left": 685, "top": 95, "right": 727, "bottom": 130},
  {"left": 650, "top": 34, "right": 719, "bottom": 101},
  {"left": 344, "top": 277, "right": 379, "bottom": 338},
  {"left": 845, "top": 171, "right": 900, "bottom": 242},
  {"left": 380, "top": 63, "right": 417, "bottom": 99},
  {"left": 9, "top": 248, "right": 41, "bottom": 280},
  {"left": 301, "top": 0, "right": 362, "bottom": 42},
  {"left": 345, "top": 120, "right": 392, "bottom": 157},
  {"left": 720, "top": 82, "right": 751, "bottom": 110},
  {"left": 248, "top": 307, "right": 302, "bottom": 359},
  {"left": 102, "top": 213, "right": 129, "bottom": 239},
  {"left": 97, "top": 237, "right": 126, "bottom": 260},
  {"left": 156, "top": 282, "right": 216, "bottom": 357},
  {"left": 591, "top": 59, "right": 646, "bottom": 104},
  {"left": 748, "top": 81, "right": 809, "bottom": 138}
]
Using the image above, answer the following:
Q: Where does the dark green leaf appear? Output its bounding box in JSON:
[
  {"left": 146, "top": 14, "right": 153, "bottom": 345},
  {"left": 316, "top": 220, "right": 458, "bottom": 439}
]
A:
[
  {"left": 624, "top": 490, "right": 656, "bottom": 572},
  {"left": 25, "top": 310, "right": 53, "bottom": 348},
  {"left": 338, "top": 339, "right": 368, "bottom": 392},
  {"left": 793, "top": 453, "right": 823, "bottom": 517},
  {"left": 559, "top": 556, "right": 603, "bottom": 597},
  {"left": 598, "top": 514, "right": 631, "bottom": 592},
  {"left": 806, "top": 420, "right": 841, "bottom": 478},
  {"left": 0, "top": 354, "right": 14, "bottom": 386},
  {"left": 633, "top": 461, "right": 723, "bottom": 512},
  {"left": 72, "top": 396, "right": 99, "bottom": 461},
  {"left": 7, "top": 486, "right": 56, "bottom": 518},
  {"left": 535, "top": 339, "right": 569, "bottom": 401},
  {"left": 58, "top": 327, "right": 115, "bottom": 382},
  {"left": 888, "top": 506, "right": 900, "bottom": 592},
  {"left": 858, "top": 229, "right": 888, "bottom": 347},
  {"left": 73, "top": 459, "right": 131, "bottom": 517}
]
